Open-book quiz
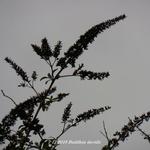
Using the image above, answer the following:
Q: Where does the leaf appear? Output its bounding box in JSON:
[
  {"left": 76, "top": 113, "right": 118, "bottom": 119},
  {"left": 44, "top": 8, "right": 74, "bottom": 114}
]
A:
[
  {"left": 31, "top": 71, "right": 37, "bottom": 81},
  {"left": 47, "top": 73, "right": 53, "bottom": 80},
  {"left": 40, "top": 76, "right": 48, "bottom": 81},
  {"left": 45, "top": 80, "right": 50, "bottom": 85}
]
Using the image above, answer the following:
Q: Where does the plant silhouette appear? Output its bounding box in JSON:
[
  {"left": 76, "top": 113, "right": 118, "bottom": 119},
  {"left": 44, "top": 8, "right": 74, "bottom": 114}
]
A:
[{"left": 0, "top": 15, "right": 127, "bottom": 150}]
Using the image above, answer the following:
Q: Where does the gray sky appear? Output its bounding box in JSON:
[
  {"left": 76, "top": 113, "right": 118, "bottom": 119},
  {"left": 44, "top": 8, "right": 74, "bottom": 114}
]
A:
[{"left": 0, "top": 0, "right": 150, "bottom": 150}]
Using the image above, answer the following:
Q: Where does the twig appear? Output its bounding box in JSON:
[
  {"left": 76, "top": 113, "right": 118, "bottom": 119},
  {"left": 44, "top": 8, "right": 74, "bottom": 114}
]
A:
[
  {"left": 55, "top": 121, "right": 76, "bottom": 140},
  {"left": 136, "top": 126, "right": 150, "bottom": 142},
  {"left": 27, "top": 81, "right": 38, "bottom": 95},
  {"left": 38, "top": 132, "right": 43, "bottom": 140},
  {"left": 48, "top": 59, "right": 54, "bottom": 77},
  {"left": 59, "top": 74, "right": 78, "bottom": 79},
  {"left": 128, "top": 117, "right": 150, "bottom": 142},
  {"left": 1, "top": 89, "right": 17, "bottom": 106},
  {"left": 102, "top": 121, "right": 110, "bottom": 142},
  {"left": 100, "top": 121, "right": 110, "bottom": 142},
  {"left": 100, "top": 130, "right": 107, "bottom": 139},
  {"left": 52, "top": 58, "right": 57, "bottom": 67}
]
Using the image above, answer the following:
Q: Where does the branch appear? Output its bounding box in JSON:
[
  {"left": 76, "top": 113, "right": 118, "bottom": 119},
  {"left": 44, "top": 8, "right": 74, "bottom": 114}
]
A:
[
  {"left": 101, "top": 111, "right": 150, "bottom": 150},
  {"left": 128, "top": 116, "right": 150, "bottom": 143},
  {"left": 19, "top": 67, "right": 65, "bottom": 149},
  {"left": 136, "top": 126, "right": 150, "bottom": 143},
  {"left": 54, "top": 106, "right": 111, "bottom": 148},
  {"left": 1, "top": 90, "right": 17, "bottom": 106}
]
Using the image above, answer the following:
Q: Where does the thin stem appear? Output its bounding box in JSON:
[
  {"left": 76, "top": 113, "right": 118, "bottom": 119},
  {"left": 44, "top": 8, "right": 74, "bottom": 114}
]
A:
[
  {"left": 62, "top": 122, "right": 66, "bottom": 132},
  {"left": 136, "top": 126, "right": 150, "bottom": 142},
  {"left": 38, "top": 132, "right": 43, "bottom": 140},
  {"left": 52, "top": 58, "right": 57, "bottom": 67},
  {"left": 33, "top": 79, "right": 55, "bottom": 121},
  {"left": 27, "top": 82, "right": 38, "bottom": 95},
  {"left": 103, "top": 121, "right": 110, "bottom": 142},
  {"left": 48, "top": 59, "right": 54, "bottom": 77},
  {"left": 32, "top": 79, "right": 34, "bottom": 88},
  {"left": 41, "top": 55, "right": 51, "bottom": 69},
  {"left": 1, "top": 90, "right": 17, "bottom": 106},
  {"left": 100, "top": 130, "right": 107, "bottom": 139},
  {"left": 51, "top": 121, "right": 79, "bottom": 150},
  {"left": 26, "top": 144, "right": 39, "bottom": 150},
  {"left": 59, "top": 74, "right": 78, "bottom": 78},
  {"left": 55, "top": 120, "right": 79, "bottom": 140},
  {"left": 128, "top": 117, "right": 150, "bottom": 142},
  {"left": 21, "top": 67, "right": 65, "bottom": 149}
]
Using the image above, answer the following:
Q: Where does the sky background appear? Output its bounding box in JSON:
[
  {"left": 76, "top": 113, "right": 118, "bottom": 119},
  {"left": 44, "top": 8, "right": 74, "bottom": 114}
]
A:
[{"left": 0, "top": 0, "right": 150, "bottom": 150}]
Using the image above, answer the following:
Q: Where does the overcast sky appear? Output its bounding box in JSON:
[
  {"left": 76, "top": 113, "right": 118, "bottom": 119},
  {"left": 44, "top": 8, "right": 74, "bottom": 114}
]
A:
[{"left": 0, "top": 0, "right": 150, "bottom": 150}]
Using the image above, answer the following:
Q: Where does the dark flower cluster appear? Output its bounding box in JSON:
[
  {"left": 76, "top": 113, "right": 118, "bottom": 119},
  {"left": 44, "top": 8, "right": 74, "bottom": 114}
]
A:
[
  {"left": 56, "top": 57, "right": 67, "bottom": 68},
  {"left": 2, "top": 118, "right": 45, "bottom": 150},
  {"left": 0, "top": 96, "right": 36, "bottom": 145},
  {"left": 31, "top": 71, "right": 37, "bottom": 81},
  {"left": 56, "top": 14, "right": 126, "bottom": 67},
  {"left": 76, "top": 70, "right": 110, "bottom": 80},
  {"left": 57, "top": 93, "right": 69, "bottom": 102},
  {"left": 53, "top": 41, "right": 62, "bottom": 58},
  {"left": 42, "top": 92, "right": 69, "bottom": 112},
  {"left": 75, "top": 106, "right": 111, "bottom": 123},
  {"left": 102, "top": 111, "right": 150, "bottom": 149},
  {"left": 31, "top": 38, "right": 52, "bottom": 60},
  {"left": 0, "top": 87, "right": 56, "bottom": 144},
  {"left": 5, "top": 57, "right": 29, "bottom": 82},
  {"left": 23, "top": 118, "right": 44, "bottom": 135},
  {"left": 41, "top": 38, "right": 53, "bottom": 59},
  {"left": 62, "top": 102, "right": 72, "bottom": 123},
  {"left": 31, "top": 38, "right": 62, "bottom": 61}
]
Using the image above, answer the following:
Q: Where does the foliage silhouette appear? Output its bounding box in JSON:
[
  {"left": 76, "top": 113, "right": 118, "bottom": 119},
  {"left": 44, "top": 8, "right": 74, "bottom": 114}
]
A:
[
  {"left": 101, "top": 112, "right": 150, "bottom": 150},
  {"left": 0, "top": 14, "right": 126, "bottom": 150}
]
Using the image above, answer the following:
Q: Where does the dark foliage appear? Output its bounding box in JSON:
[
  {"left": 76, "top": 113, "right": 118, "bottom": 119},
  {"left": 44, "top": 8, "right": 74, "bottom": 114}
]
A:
[
  {"left": 5, "top": 57, "right": 29, "bottom": 82},
  {"left": 56, "top": 93, "right": 69, "bottom": 102},
  {"left": 62, "top": 102, "right": 72, "bottom": 123},
  {"left": 0, "top": 88, "right": 56, "bottom": 145},
  {"left": 76, "top": 70, "right": 110, "bottom": 80},
  {"left": 31, "top": 38, "right": 53, "bottom": 60},
  {"left": 31, "top": 71, "right": 38, "bottom": 81},
  {"left": 75, "top": 106, "right": 111, "bottom": 123},
  {"left": 102, "top": 111, "right": 150, "bottom": 150},
  {"left": 57, "top": 14, "right": 126, "bottom": 68},
  {"left": 53, "top": 41, "right": 62, "bottom": 58},
  {"left": 41, "top": 38, "right": 53, "bottom": 59},
  {"left": 0, "top": 14, "right": 127, "bottom": 150}
]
